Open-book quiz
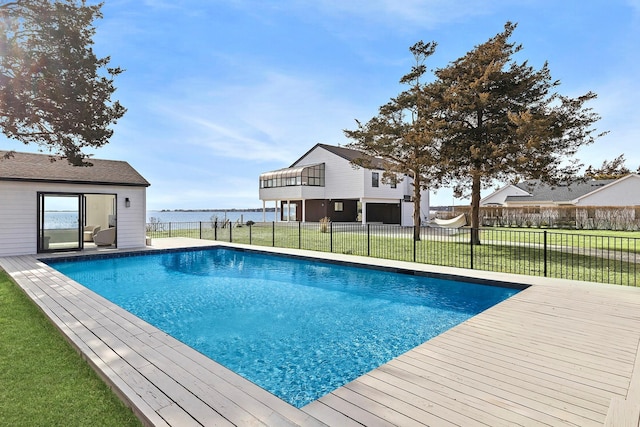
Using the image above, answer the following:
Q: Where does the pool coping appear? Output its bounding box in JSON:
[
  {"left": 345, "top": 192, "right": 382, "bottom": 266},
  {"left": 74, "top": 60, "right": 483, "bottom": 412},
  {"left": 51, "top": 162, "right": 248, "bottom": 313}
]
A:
[{"left": 2, "top": 238, "right": 640, "bottom": 426}]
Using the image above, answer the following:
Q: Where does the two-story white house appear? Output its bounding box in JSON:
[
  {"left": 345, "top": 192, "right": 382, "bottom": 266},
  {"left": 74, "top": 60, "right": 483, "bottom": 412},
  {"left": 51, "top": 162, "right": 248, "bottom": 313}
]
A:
[{"left": 258, "top": 143, "right": 429, "bottom": 226}]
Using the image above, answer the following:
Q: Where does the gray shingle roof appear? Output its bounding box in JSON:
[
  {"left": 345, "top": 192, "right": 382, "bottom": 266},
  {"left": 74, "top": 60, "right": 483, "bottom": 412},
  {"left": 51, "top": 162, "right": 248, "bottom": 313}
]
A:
[
  {"left": 293, "top": 143, "right": 387, "bottom": 170},
  {"left": 0, "top": 151, "right": 150, "bottom": 187},
  {"left": 506, "top": 179, "right": 617, "bottom": 203}
]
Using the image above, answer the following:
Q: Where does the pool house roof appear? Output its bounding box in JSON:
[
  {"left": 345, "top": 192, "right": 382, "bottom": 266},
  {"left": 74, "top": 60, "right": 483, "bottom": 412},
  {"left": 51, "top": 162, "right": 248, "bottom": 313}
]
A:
[{"left": 0, "top": 151, "right": 150, "bottom": 187}]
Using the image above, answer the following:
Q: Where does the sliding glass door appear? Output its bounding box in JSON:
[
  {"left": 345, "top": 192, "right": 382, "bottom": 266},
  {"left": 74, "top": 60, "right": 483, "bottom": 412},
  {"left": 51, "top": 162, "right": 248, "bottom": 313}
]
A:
[{"left": 38, "top": 193, "right": 84, "bottom": 252}]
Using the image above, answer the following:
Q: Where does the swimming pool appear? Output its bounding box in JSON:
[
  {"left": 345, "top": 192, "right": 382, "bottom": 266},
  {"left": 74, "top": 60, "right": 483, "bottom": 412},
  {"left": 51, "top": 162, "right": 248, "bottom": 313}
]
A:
[{"left": 48, "top": 248, "right": 521, "bottom": 408}]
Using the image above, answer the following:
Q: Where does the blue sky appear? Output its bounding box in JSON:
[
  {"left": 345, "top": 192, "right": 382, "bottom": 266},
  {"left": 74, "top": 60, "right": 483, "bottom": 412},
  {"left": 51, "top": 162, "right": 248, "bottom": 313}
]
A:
[{"left": 3, "top": 0, "right": 639, "bottom": 209}]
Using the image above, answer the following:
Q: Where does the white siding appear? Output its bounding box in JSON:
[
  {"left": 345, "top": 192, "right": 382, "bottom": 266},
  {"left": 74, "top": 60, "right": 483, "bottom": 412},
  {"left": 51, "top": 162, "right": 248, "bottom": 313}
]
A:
[
  {"left": 420, "top": 190, "right": 430, "bottom": 221},
  {"left": 401, "top": 201, "right": 413, "bottom": 226},
  {"left": 115, "top": 187, "right": 147, "bottom": 249},
  {"left": 0, "top": 181, "right": 147, "bottom": 256},
  {"left": 575, "top": 175, "right": 640, "bottom": 206},
  {"left": 294, "top": 147, "right": 365, "bottom": 199},
  {"left": 400, "top": 187, "right": 430, "bottom": 226},
  {"left": 259, "top": 186, "right": 302, "bottom": 201},
  {"left": 363, "top": 169, "right": 408, "bottom": 200},
  {"left": 0, "top": 182, "right": 37, "bottom": 256}
]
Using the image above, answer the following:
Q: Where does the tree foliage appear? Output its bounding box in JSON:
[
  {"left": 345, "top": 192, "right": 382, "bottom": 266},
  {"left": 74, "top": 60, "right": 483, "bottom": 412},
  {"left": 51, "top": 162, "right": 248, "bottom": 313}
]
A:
[
  {"left": 344, "top": 41, "right": 442, "bottom": 241},
  {"left": 584, "top": 154, "right": 632, "bottom": 180},
  {"left": 345, "top": 22, "right": 603, "bottom": 244},
  {"left": 435, "top": 22, "right": 602, "bottom": 242},
  {"left": 0, "top": 0, "right": 125, "bottom": 165}
]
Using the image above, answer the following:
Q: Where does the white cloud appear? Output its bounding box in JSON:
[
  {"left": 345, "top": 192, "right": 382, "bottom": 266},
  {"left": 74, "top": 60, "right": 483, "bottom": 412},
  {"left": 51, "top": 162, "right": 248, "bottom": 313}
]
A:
[
  {"left": 149, "top": 70, "right": 361, "bottom": 164},
  {"left": 181, "top": 118, "right": 293, "bottom": 163}
]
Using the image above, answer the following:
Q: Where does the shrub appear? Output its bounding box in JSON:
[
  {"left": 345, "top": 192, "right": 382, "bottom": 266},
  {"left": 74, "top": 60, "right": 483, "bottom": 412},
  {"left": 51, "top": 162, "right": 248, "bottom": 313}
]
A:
[{"left": 319, "top": 217, "right": 330, "bottom": 233}]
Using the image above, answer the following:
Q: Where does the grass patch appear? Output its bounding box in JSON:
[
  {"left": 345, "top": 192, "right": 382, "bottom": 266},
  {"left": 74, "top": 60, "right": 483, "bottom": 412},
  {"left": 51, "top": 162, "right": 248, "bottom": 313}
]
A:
[
  {"left": 0, "top": 270, "right": 141, "bottom": 427},
  {"left": 479, "top": 227, "right": 640, "bottom": 253}
]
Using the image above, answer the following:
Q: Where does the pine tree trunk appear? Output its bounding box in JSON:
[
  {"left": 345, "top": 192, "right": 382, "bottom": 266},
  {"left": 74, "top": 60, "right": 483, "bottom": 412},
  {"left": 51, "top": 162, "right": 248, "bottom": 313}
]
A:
[{"left": 470, "top": 172, "right": 481, "bottom": 245}]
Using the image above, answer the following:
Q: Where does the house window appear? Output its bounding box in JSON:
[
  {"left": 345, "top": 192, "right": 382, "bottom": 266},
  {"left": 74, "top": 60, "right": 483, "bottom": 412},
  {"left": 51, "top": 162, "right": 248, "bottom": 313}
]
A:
[
  {"left": 372, "top": 172, "right": 379, "bottom": 188},
  {"left": 259, "top": 163, "right": 325, "bottom": 188},
  {"left": 390, "top": 179, "right": 397, "bottom": 189},
  {"left": 334, "top": 201, "right": 343, "bottom": 212},
  {"left": 302, "top": 164, "right": 325, "bottom": 187}
]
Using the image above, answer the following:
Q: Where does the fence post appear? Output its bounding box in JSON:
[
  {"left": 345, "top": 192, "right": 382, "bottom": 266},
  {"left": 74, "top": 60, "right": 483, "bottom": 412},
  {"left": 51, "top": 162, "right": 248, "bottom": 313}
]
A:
[
  {"left": 470, "top": 227, "right": 474, "bottom": 269},
  {"left": 367, "top": 224, "right": 370, "bottom": 257},
  {"left": 229, "top": 223, "right": 232, "bottom": 242},
  {"left": 249, "top": 223, "right": 252, "bottom": 245},
  {"left": 543, "top": 230, "right": 548, "bottom": 277},
  {"left": 298, "top": 221, "right": 301, "bottom": 249},
  {"left": 272, "top": 221, "right": 275, "bottom": 247},
  {"left": 169, "top": 222, "right": 172, "bottom": 238},
  {"left": 413, "top": 226, "right": 417, "bottom": 262},
  {"left": 199, "top": 222, "right": 202, "bottom": 239},
  {"left": 214, "top": 222, "right": 217, "bottom": 240},
  {"left": 330, "top": 221, "right": 333, "bottom": 253}
]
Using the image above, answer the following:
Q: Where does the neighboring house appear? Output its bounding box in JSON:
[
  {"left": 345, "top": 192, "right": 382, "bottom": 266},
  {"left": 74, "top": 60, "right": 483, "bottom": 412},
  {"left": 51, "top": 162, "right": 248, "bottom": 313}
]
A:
[
  {"left": 480, "top": 174, "right": 640, "bottom": 207},
  {"left": 258, "top": 143, "right": 429, "bottom": 226},
  {"left": 0, "top": 151, "right": 150, "bottom": 256}
]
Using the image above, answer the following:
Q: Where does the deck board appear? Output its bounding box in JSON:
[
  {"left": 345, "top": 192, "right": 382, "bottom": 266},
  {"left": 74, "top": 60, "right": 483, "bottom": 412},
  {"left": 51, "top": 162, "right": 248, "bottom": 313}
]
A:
[{"left": 2, "top": 238, "right": 640, "bottom": 426}]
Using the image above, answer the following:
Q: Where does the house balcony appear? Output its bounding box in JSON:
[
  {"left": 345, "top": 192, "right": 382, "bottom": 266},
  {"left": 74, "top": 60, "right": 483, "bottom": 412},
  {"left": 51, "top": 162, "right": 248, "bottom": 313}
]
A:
[{"left": 259, "top": 163, "right": 325, "bottom": 202}]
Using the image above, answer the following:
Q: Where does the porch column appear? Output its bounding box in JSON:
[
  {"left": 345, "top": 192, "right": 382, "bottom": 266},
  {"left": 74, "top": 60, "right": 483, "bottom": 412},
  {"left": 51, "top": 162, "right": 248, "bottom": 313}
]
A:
[
  {"left": 302, "top": 199, "right": 306, "bottom": 223},
  {"left": 287, "top": 200, "right": 291, "bottom": 222},
  {"left": 262, "top": 200, "right": 266, "bottom": 222},
  {"left": 275, "top": 200, "right": 279, "bottom": 222},
  {"left": 361, "top": 199, "right": 367, "bottom": 225}
]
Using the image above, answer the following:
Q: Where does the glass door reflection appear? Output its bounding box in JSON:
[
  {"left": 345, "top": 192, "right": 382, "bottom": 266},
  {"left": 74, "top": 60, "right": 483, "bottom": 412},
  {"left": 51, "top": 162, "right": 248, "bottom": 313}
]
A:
[{"left": 39, "top": 194, "right": 83, "bottom": 251}]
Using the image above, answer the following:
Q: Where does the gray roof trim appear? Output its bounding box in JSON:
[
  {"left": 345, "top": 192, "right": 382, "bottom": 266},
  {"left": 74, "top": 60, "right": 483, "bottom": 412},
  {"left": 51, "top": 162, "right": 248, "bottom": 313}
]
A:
[{"left": 0, "top": 176, "right": 148, "bottom": 187}]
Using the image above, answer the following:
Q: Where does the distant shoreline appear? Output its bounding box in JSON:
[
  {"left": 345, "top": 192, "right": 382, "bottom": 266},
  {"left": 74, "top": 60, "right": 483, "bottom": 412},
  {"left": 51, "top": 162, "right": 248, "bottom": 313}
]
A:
[{"left": 156, "top": 208, "right": 276, "bottom": 212}]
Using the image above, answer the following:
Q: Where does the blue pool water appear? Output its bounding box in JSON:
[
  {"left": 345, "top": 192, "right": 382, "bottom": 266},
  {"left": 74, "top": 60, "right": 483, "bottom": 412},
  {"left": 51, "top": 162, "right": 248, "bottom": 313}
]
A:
[{"left": 48, "top": 248, "right": 520, "bottom": 408}]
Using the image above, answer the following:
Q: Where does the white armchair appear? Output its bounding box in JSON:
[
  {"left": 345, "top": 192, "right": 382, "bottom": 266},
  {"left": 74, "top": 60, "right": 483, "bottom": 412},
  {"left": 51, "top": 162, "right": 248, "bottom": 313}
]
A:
[
  {"left": 83, "top": 225, "right": 101, "bottom": 242},
  {"left": 93, "top": 227, "right": 116, "bottom": 246}
]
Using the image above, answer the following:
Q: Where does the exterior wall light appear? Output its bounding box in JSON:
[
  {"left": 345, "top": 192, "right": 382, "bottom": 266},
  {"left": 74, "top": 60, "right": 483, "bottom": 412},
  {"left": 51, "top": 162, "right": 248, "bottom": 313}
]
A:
[{"left": 125, "top": 197, "right": 131, "bottom": 208}]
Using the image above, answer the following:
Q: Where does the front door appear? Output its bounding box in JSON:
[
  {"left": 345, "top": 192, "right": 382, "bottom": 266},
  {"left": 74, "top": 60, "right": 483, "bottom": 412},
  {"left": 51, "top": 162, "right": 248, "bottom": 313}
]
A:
[{"left": 38, "top": 193, "right": 84, "bottom": 252}]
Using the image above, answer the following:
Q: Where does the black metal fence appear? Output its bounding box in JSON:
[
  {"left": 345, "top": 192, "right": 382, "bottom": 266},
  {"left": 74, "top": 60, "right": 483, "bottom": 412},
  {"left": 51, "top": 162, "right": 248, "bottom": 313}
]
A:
[{"left": 145, "top": 221, "right": 640, "bottom": 286}]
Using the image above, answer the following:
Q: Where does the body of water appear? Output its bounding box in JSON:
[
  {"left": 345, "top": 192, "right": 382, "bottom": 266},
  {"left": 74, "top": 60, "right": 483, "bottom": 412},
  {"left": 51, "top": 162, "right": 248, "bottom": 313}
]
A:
[
  {"left": 147, "top": 210, "right": 279, "bottom": 224},
  {"left": 41, "top": 209, "right": 280, "bottom": 230}
]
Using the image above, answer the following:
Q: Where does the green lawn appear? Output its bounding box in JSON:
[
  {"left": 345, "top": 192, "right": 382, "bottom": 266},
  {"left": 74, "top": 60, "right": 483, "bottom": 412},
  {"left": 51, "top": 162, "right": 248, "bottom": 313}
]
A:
[
  {"left": 0, "top": 270, "right": 141, "bottom": 427},
  {"left": 478, "top": 227, "right": 640, "bottom": 253}
]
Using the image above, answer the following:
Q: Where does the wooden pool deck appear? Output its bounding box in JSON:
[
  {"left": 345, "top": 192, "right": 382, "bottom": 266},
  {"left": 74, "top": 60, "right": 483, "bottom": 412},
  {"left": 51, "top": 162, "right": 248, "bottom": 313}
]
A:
[{"left": 1, "top": 237, "right": 639, "bottom": 426}]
